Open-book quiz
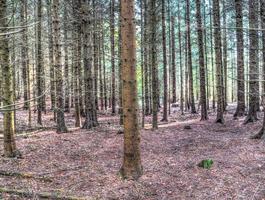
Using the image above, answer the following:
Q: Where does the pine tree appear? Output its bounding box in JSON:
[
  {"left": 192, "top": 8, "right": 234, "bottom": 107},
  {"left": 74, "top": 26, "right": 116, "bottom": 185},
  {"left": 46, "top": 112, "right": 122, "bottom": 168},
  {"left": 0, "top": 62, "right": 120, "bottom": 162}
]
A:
[
  {"left": 53, "top": 0, "right": 68, "bottom": 133},
  {"left": 196, "top": 0, "right": 208, "bottom": 120},
  {"left": 162, "top": 0, "right": 168, "bottom": 122},
  {"left": 234, "top": 0, "right": 245, "bottom": 118},
  {"left": 0, "top": 0, "right": 18, "bottom": 157},
  {"left": 245, "top": 0, "right": 259, "bottom": 124},
  {"left": 120, "top": 0, "right": 142, "bottom": 180},
  {"left": 213, "top": 0, "right": 224, "bottom": 123}
]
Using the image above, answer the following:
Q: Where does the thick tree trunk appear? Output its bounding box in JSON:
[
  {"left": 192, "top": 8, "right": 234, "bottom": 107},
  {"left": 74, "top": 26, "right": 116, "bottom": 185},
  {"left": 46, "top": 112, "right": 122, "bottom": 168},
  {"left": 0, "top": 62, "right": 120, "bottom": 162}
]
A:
[
  {"left": 213, "top": 0, "right": 224, "bottom": 123},
  {"left": 196, "top": 0, "right": 208, "bottom": 120},
  {"left": 234, "top": 0, "right": 245, "bottom": 118},
  {"left": 82, "top": 0, "right": 98, "bottom": 129},
  {"left": 245, "top": 0, "right": 259, "bottom": 124},
  {"left": 72, "top": 0, "right": 81, "bottom": 127},
  {"left": 0, "top": 0, "right": 18, "bottom": 157},
  {"left": 53, "top": 0, "right": 68, "bottom": 133},
  {"left": 120, "top": 0, "right": 142, "bottom": 180}
]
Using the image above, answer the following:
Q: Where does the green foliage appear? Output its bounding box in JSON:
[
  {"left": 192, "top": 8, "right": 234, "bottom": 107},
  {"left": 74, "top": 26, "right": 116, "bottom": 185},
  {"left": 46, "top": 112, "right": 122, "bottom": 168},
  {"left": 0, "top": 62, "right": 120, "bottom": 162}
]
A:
[{"left": 198, "top": 159, "right": 213, "bottom": 169}]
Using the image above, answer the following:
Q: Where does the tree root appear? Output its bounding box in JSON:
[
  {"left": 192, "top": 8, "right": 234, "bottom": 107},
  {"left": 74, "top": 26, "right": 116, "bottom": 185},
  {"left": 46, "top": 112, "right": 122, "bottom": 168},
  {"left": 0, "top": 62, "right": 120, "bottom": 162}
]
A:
[
  {"left": 0, "top": 187, "right": 86, "bottom": 200},
  {"left": 215, "top": 117, "right": 224, "bottom": 124},
  {"left": 244, "top": 115, "right": 258, "bottom": 125},
  {"left": 0, "top": 170, "right": 52, "bottom": 182},
  {"left": 250, "top": 128, "right": 265, "bottom": 140}
]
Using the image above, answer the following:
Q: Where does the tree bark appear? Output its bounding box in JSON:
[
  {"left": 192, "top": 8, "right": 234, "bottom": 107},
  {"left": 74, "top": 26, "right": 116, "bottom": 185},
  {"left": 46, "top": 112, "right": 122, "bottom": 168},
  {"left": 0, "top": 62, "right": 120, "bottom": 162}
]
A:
[
  {"left": 120, "top": 0, "right": 142, "bottom": 180},
  {"left": 234, "top": 0, "right": 245, "bottom": 118},
  {"left": 0, "top": 0, "right": 18, "bottom": 157},
  {"left": 150, "top": 0, "right": 158, "bottom": 129},
  {"left": 52, "top": 0, "right": 68, "bottom": 133},
  {"left": 196, "top": 0, "right": 208, "bottom": 120},
  {"left": 213, "top": 0, "right": 224, "bottom": 123},
  {"left": 110, "top": 0, "right": 116, "bottom": 114},
  {"left": 162, "top": 0, "right": 168, "bottom": 122},
  {"left": 186, "top": 0, "right": 196, "bottom": 113},
  {"left": 245, "top": 0, "right": 259, "bottom": 124}
]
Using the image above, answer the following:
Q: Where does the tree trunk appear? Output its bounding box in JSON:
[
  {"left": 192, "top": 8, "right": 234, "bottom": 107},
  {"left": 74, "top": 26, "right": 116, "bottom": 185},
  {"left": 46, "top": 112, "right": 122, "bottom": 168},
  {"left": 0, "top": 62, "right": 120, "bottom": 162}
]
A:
[
  {"left": 196, "top": 0, "right": 208, "bottom": 120},
  {"left": 52, "top": 0, "right": 68, "bottom": 133},
  {"left": 186, "top": 0, "right": 196, "bottom": 113},
  {"left": 110, "top": 0, "right": 116, "bottom": 114},
  {"left": 222, "top": 0, "right": 228, "bottom": 110},
  {"left": 0, "top": 0, "right": 18, "bottom": 157},
  {"left": 72, "top": 0, "right": 81, "bottom": 127},
  {"left": 82, "top": 0, "right": 98, "bottom": 129},
  {"left": 213, "top": 0, "right": 224, "bottom": 123},
  {"left": 209, "top": 0, "right": 216, "bottom": 110},
  {"left": 143, "top": 0, "right": 150, "bottom": 115},
  {"left": 20, "top": 0, "right": 29, "bottom": 110},
  {"left": 245, "top": 0, "right": 259, "bottom": 124},
  {"left": 234, "top": 0, "right": 245, "bottom": 118},
  {"left": 47, "top": 0, "right": 56, "bottom": 114},
  {"left": 161, "top": 0, "right": 168, "bottom": 122},
  {"left": 120, "top": 0, "right": 142, "bottom": 180},
  {"left": 150, "top": 0, "right": 158, "bottom": 129},
  {"left": 63, "top": 3, "right": 70, "bottom": 113},
  {"left": 36, "top": 0, "right": 43, "bottom": 125},
  {"left": 171, "top": 16, "right": 176, "bottom": 104}
]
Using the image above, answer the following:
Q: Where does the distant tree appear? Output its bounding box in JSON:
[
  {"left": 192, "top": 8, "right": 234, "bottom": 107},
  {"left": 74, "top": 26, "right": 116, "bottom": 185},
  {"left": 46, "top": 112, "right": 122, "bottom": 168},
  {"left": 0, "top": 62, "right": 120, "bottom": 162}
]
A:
[
  {"left": 186, "top": 0, "right": 196, "bottom": 114},
  {"left": 110, "top": 0, "right": 116, "bottom": 114},
  {"left": 162, "top": 0, "right": 168, "bottom": 122},
  {"left": 36, "top": 0, "right": 44, "bottom": 125}
]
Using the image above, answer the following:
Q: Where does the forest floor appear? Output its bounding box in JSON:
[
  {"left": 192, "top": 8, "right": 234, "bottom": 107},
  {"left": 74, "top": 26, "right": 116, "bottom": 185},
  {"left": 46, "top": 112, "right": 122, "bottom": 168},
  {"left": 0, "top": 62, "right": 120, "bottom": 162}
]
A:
[{"left": 0, "top": 105, "right": 265, "bottom": 200}]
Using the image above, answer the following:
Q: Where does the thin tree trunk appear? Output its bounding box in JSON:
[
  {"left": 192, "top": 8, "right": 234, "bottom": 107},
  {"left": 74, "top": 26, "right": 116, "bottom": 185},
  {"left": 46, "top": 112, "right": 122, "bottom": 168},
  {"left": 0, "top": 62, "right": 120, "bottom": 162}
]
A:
[
  {"left": 186, "top": 0, "right": 196, "bottom": 113},
  {"left": 150, "top": 0, "right": 158, "bottom": 129},
  {"left": 178, "top": 3, "right": 184, "bottom": 115},
  {"left": 110, "top": 0, "right": 116, "bottom": 114},
  {"left": 162, "top": 0, "right": 168, "bottom": 122}
]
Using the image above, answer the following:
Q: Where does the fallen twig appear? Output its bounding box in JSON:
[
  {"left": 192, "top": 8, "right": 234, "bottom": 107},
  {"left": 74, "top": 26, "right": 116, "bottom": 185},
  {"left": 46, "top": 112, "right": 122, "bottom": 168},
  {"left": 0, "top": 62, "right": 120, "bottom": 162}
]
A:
[
  {"left": 0, "top": 170, "right": 52, "bottom": 182},
  {"left": 0, "top": 187, "right": 87, "bottom": 200}
]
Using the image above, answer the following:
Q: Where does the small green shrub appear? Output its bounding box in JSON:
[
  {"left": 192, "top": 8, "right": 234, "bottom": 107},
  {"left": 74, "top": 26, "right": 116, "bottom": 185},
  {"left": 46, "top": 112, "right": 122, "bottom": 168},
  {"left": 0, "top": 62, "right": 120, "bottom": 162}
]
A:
[{"left": 198, "top": 159, "right": 214, "bottom": 169}]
